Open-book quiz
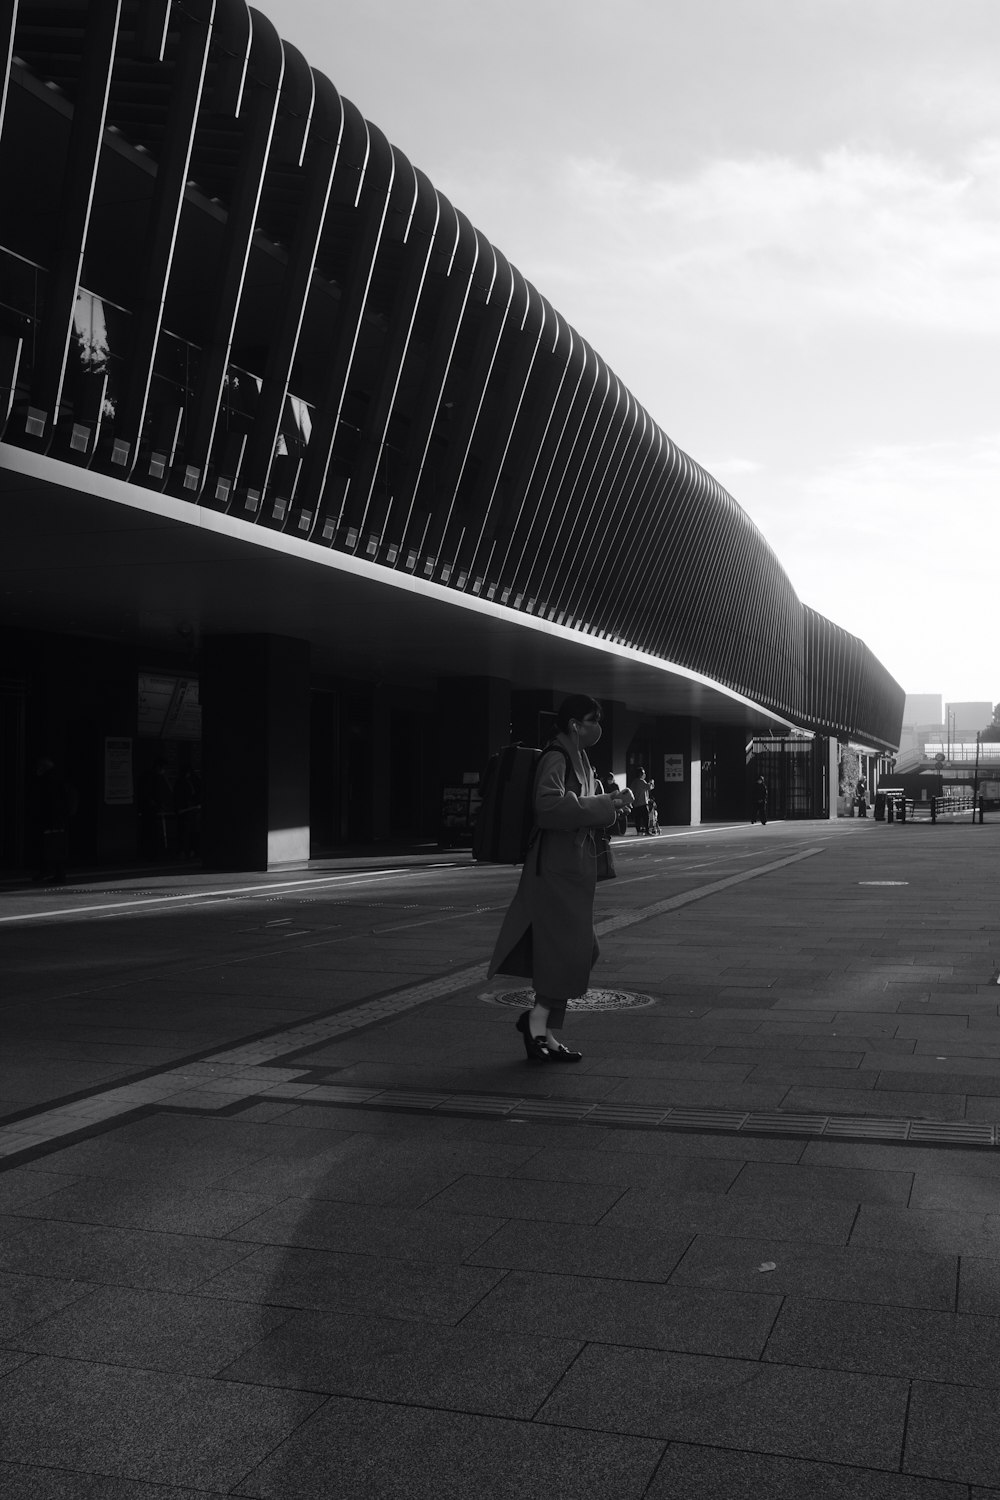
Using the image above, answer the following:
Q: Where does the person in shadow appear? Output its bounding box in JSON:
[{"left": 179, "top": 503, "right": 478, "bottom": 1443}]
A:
[{"left": 31, "top": 755, "right": 77, "bottom": 884}]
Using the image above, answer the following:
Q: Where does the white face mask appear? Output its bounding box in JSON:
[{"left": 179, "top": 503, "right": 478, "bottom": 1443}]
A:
[{"left": 573, "top": 719, "right": 603, "bottom": 748}]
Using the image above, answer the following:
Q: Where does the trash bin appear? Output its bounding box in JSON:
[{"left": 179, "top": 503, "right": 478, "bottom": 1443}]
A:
[{"left": 874, "top": 792, "right": 886, "bottom": 821}]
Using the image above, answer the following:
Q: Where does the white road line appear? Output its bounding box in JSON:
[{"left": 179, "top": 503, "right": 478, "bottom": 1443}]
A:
[{"left": 0, "top": 865, "right": 463, "bottom": 924}]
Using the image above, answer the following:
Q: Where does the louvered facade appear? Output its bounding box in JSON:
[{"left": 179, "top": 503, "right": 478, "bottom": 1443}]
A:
[{"left": 0, "top": 1, "right": 903, "bottom": 866}]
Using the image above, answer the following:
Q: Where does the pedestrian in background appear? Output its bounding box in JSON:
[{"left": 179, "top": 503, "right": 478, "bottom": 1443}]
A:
[
  {"left": 31, "top": 755, "right": 77, "bottom": 884},
  {"left": 604, "top": 773, "right": 628, "bottom": 835},
  {"left": 488, "top": 695, "right": 633, "bottom": 1062},
  {"left": 629, "top": 765, "right": 651, "bottom": 835},
  {"left": 752, "top": 774, "right": 768, "bottom": 825}
]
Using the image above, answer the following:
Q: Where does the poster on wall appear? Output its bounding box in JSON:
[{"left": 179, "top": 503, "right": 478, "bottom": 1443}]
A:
[
  {"left": 104, "top": 737, "right": 134, "bottom": 805},
  {"left": 662, "top": 753, "right": 685, "bottom": 783}
]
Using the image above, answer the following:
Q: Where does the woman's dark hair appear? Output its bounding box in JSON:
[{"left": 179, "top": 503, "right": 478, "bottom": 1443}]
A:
[{"left": 555, "top": 695, "right": 603, "bottom": 733}]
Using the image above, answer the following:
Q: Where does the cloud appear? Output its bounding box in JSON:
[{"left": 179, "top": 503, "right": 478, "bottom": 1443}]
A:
[
  {"left": 701, "top": 458, "right": 764, "bottom": 480},
  {"left": 514, "top": 142, "right": 1000, "bottom": 338},
  {"left": 735, "top": 436, "right": 1000, "bottom": 698}
]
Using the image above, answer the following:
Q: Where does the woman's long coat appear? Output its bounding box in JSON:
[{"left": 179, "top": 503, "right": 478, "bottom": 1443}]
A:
[{"left": 488, "top": 743, "right": 617, "bottom": 999}]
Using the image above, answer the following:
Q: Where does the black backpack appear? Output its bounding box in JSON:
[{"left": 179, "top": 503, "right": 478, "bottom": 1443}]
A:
[{"left": 472, "top": 743, "right": 570, "bottom": 863}]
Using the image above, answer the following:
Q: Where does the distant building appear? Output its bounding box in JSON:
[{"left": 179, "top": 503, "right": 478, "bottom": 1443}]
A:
[
  {"left": 897, "top": 697, "right": 994, "bottom": 760},
  {"left": 897, "top": 695, "right": 943, "bottom": 759},
  {"left": 904, "top": 694, "right": 943, "bottom": 727},
  {"left": 947, "top": 703, "right": 993, "bottom": 735}
]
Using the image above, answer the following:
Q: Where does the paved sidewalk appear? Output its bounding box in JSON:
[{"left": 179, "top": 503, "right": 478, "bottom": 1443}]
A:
[{"left": 3, "top": 819, "right": 1000, "bottom": 1496}]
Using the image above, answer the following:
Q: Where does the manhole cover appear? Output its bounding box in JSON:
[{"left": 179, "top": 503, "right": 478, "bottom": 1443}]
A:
[{"left": 482, "top": 988, "right": 657, "bottom": 1011}]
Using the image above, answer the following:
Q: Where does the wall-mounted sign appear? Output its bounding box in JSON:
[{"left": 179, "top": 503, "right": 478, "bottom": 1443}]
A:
[
  {"left": 662, "top": 753, "right": 685, "bottom": 783},
  {"left": 104, "top": 737, "right": 134, "bottom": 805}
]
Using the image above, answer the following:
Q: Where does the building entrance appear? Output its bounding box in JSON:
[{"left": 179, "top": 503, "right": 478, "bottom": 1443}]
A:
[{"left": 748, "top": 736, "right": 830, "bottom": 820}]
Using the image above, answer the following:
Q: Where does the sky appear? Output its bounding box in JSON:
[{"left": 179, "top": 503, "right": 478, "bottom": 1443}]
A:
[{"left": 272, "top": 0, "right": 999, "bottom": 715}]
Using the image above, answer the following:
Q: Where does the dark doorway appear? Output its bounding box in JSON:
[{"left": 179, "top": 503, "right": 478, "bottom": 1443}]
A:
[{"left": 748, "top": 736, "right": 828, "bottom": 819}]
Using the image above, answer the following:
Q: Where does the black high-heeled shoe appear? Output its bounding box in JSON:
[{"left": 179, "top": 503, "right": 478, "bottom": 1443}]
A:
[{"left": 515, "top": 1009, "right": 553, "bottom": 1062}]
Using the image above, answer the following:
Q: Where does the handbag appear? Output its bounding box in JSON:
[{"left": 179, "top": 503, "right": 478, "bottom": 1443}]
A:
[{"left": 594, "top": 832, "right": 617, "bottom": 881}]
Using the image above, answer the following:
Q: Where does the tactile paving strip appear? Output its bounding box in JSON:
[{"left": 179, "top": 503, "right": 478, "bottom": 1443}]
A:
[{"left": 249, "top": 1081, "right": 1000, "bottom": 1147}]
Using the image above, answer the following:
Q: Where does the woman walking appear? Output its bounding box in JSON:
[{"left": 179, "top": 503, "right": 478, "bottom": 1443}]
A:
[{"left": 488, "top": 695, "right": 634, "bottom": 1062}]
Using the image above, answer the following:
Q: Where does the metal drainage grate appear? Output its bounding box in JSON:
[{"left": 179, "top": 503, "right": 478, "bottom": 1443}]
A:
[{"left": 482, "top": 987, "right": 658, "bottom": 1012}]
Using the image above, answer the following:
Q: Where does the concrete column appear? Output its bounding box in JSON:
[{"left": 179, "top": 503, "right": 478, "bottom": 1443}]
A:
[
  {"left": 646, "top": 716, "right": 696, "bottom": 826},
  {"left": 689, "top": 717, "right": 702, "bottom": 826},
  {"left": 828, "top": 736, "right": 840, "bottom": 820},
  {"left": 201, "top": 634, "right": 311, "bottom": 870}
]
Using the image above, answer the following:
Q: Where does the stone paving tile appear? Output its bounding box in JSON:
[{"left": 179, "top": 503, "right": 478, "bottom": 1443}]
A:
[
  {"left": 234, "top": 1394, "right": 664, "bottom": 1500},
  {"left": 703, "top": 1044, "right": 868, "bottom": 1067},
  {"left": 802, "top": 1141, "right": 1000, "bottom": 1177},
  {"left": 578, "top": 1058, "right": 753, "bottom": 1081},
  {"left": 781, "top": 1087, "right": 966, "bottom": 1120},
  {"left": 567, "top": 1040, "right": 711, "bottom": 1063},
  {"left": 9, "top": 1179, "right": 277, "bottom": 1237},
  {"left": 0, "top": 1462, "right": 232, "bottom": 1498},
  {"left": 668, "top": 1235, "right": 957, "bottom": 1310},
  {"left": 236, "top": 1102, "right": 303, "bottom": 1123},
  {"left": 865, "top": 1053, "right": 1000, "bottom": 1076},
  {"left": 851, "top": 1205, "right": 1000, "bottom": 1258},
  {"left": 0, "top": 1168, "right": 82, "bottom": 1211},
  {"left": 701, "top": 1006, "right": 839, "bottom": 1023},
  {"left": 201, "top": 1243, "right": 505, "bottom": 1323},
  {"left": 0, "top": 1216, "right": 254, "bottom": 1292},
  {"left": 899, "top": 998, "right": 1000, "bottom": 1015},
  {"left": 225, "top": 1196, "right": 504, "bottom": 1261},
  {"left": 904, "top": 1381, "right": 1000, "bottom": 1487},
  {"left": 416, "top": 1173, "right": 627, "bottom": 1224},
  {"left": 0, "top": 1270, "right": 99, "bottom": 1341},
  {"left": 8, "top": 1137, "right": 278, "bottom": 1187},
  {"left": 726, "top": 1161, "right": 912, "bottom": 1205},
  {"left": 460, "top": 1269, "right": 780, "bottom": 1358},
  {"left": 747, "top": 1065, "right": 880, "bottom": 1089},
  {"left": 780, "top": 995, "right": 901, "bottom": 1013},
  {"left": 536, "top": 1344, "right": 908, "bottom": 1468},
  {"left": 956, "top": 1256, "right": 1000, "bottom": 1316},
  {"left": 219, "top": 1307, "right": 580, "bottom": 1416},
  {"left": 602, "top": 1187, "right": 859, "bottom": 1246},
  {"left": 0, "top": 1348, "right": 33, "bottom": 1379},
  {"left": 893, "top": 1017, "right": 981, "bottom": 1037},
  {"left": 466, "top": 1219, "right": 692, "bottom": 1282},
  {"left": 766, "top": 1296, "right": 1000, "bottom": 1385},
  {"left": 512, "top": 1145, "right": 743, "bottom": 1193},
  {"left": 956, "top": 1098, "right": 1000, "bottom": 1125},
  {"left": 0, "top": 1355, "right": 324, "bottom": 1490},
  {"left": 9, "top": 1284, "right": 294, "bottom": 1376},
  {"left": 760, "top": 1016, "right": 899, "bottom": 1037},
  {"left": 909, "top": 1173, "right": 1000, "bottom": 1215},
  {"left": 645, "top": 1443, "right": 968, "bottom": 1499},
  {"left": 876, "top": 1069, "right": 1000, "bottom": 1093},
  {"left": 215, "top": 1135, "right": 540, "bottom": 1205}
]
